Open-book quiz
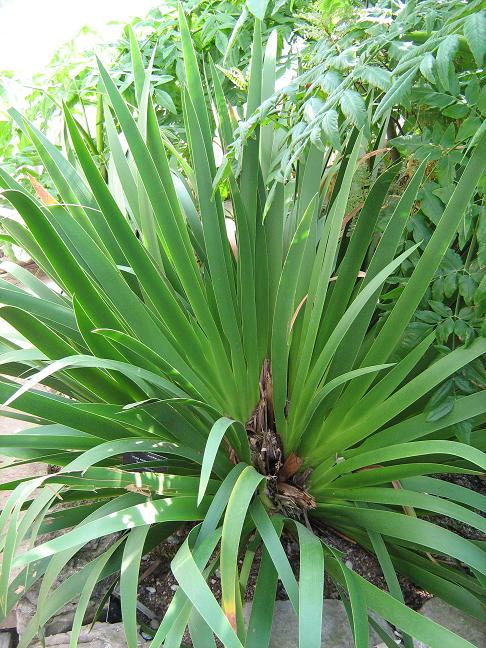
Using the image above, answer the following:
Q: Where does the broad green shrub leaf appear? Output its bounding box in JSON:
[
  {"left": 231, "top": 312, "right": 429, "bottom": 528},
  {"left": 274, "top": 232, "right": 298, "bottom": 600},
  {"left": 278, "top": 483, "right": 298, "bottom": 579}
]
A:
[
  {"left": 340, "top": 89, "right": 367, "bottom": 128},
  {"left": 321, "top": 69, "right": 343, "bottom": 93},
  {"left": 437, "top": 35, "right": 460, "bottom": 91},
  {"left": 358, "top": 65, "right": 391, "bottom": 91},
  {"left": 373, "top": 67, "right": 416, "bottom": 123},
  {"left": 321, "top": 109, "right": 340, "bottom": 149},
  {"left": 464, "top": 10, "right": 486, "bottom": 67},
  {"left": 419, "top": 53, "right": 436, "bottom": 83}
]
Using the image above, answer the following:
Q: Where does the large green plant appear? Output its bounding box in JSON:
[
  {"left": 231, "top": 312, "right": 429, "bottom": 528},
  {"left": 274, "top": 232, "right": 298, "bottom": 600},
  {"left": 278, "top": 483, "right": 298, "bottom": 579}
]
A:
[{"left": 0, "top": 10, "right": 485, "bottom": 648}]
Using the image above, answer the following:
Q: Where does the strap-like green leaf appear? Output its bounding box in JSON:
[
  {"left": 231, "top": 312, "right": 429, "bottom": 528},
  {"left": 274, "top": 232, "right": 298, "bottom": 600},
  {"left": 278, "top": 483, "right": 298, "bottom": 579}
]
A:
[
  {"left": 198, "top": 417, "right": 251, "bottom": 505},
  {"left": 221, "top": 466, "right": 264, "bottom": 630}
]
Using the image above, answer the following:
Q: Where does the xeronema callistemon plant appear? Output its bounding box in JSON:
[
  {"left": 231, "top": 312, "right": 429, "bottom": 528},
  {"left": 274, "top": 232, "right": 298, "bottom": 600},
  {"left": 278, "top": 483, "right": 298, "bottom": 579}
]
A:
[{"left": 0, "top": 8, "right": 485, "bottom": 648}]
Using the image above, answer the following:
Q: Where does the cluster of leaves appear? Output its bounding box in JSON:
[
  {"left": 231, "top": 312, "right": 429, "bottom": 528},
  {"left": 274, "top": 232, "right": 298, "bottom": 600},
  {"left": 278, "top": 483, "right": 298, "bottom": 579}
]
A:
[
  {"left": 277, "top": 0, "right": 486, "bottom": 153},
  {"left": 0, "top": 0, "right": 303, "bottom": 191},
  {"left": 0, "top": 5, "right": 485, "bottom": 647},
  {"left": 228, "top": 0, "right": 486, "bottom": 422},
  {"left": 0, "top": 26, "right": 104, "bottom": 187}
]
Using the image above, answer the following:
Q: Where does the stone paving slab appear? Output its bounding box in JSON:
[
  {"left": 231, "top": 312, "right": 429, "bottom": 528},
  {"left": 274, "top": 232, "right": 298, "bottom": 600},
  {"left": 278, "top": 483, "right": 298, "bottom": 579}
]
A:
[
  {"left": 29, "top": 622, "right": 149, "bottom": 647},
  {"left": 0, "top": 611, "right": 16, "bottom": 631},
  {"left": 245, "top": 598, "right": 485, "bottom": 647},
  {"left": 245, "top": 599, "right": 392, "bottom": 647},
  {"left": 413, "top": 599, "right": 485, "bottom": 648}
]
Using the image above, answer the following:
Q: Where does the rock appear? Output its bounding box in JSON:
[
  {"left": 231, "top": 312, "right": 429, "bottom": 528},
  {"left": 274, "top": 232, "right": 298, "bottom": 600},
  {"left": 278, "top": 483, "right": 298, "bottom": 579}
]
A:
[
  {"left": 0, "top": 611, "right": 16, "bottom": 631},
  {"left": 414, "top": 599, "right": 486, "bottom": 648},
  {"left": 17, "top": 535, "right": 118, "bottom": 638},
  {"left": 29, "top": 622, "right": 149, "bottom": 647},
  {"left": 244, "top": 600, "right": 393, "bottom": 647},
  {"left": 0, "top": 632, "right": 13, "bottom": 648}
]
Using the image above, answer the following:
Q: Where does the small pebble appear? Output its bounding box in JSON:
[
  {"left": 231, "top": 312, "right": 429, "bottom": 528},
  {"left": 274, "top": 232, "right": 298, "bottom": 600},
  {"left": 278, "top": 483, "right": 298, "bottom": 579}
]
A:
[
  {"left": 210, "top": 579, "right": 216, "bottom": 585},
  {"left": 345, "top": 559, "right": 353, "bottom": 569},
  {"left": 150, "top": 619, "right": 160, "bottom": 630},
  {"left": 170, "top": 584, "right": 178, "bottom": 591},
  {"left": 146, "top": 586, "right": 156, "bottom": 594}
]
